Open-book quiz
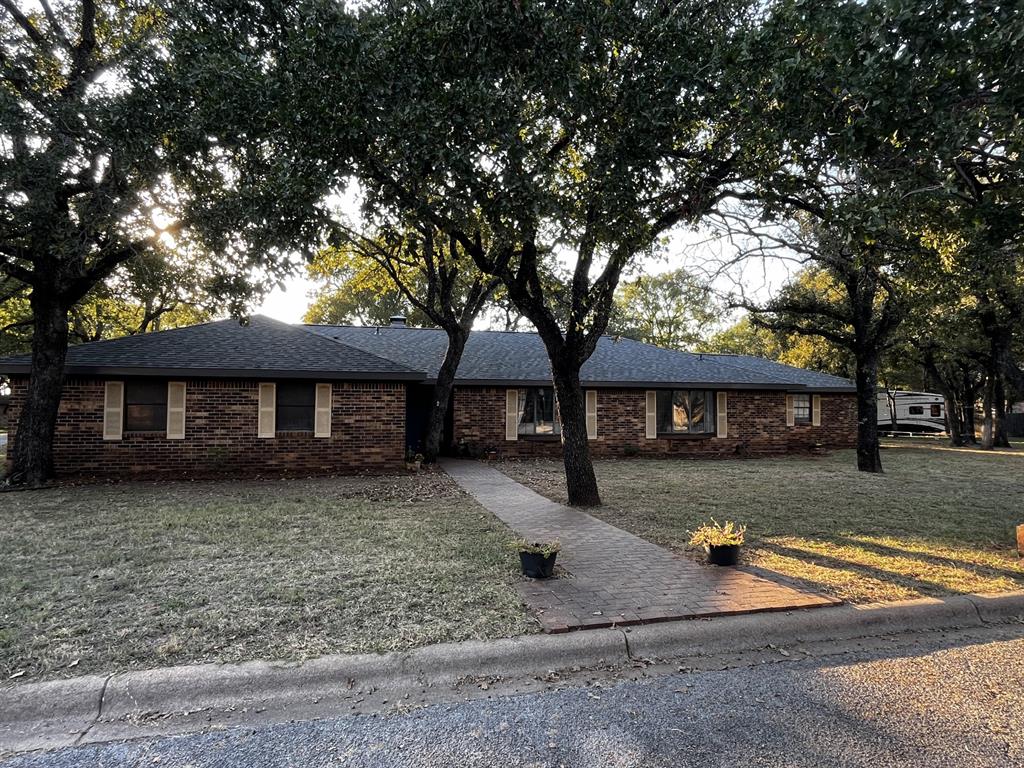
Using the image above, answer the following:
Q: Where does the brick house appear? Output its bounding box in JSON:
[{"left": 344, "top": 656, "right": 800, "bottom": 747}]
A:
[{"left": 1, "top": 315, "right": 856, "bottom": 478}]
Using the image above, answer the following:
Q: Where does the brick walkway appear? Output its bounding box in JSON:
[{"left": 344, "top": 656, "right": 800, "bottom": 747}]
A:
[{"left": 442, "top": 459, "right": 840, "bottom": 633}]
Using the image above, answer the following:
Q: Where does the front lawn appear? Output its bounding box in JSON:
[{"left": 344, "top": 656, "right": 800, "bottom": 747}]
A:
[
  {"left": 0, "top": 473, "right": 533, "bottom": 682},
  {"left": 500, "top": 440, "right": 1024, "bottom": 604}
]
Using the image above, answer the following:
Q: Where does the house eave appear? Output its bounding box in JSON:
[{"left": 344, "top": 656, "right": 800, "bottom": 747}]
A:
[
  {"left": 0, "top": 364, "right": 426, "bottom": 382},
  {"left": 0, "top": 367, "right": 854, "bottom": 392},
  {"left": 447, "top": 377, "right": 855, "bottom": 392}
]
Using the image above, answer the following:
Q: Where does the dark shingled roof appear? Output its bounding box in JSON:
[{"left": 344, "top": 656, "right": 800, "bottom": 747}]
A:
[
  {"left": 0, "top": 316, "right": 854, "bottom": 391},
  {"left": 700, "top": 353, "right": 856, "bottom": 391},
  {"left": 305, "top": 325, "right": 855, "bottom": 391},
  {"left": 0, "top": 316, "right": 424, "bottom": 380}
]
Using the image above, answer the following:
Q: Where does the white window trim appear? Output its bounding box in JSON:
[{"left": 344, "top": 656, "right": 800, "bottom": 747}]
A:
[
  {"left": 258, "top": 383, "right": 276, "bottom": 438},
  {"left": 103, "top": 381, "right": 124, "bottom": 441},
  {"left": 166, "top": 382, "right": 187, "bottom": 440},
  {"left": 645, "top": 391, "right": 657, "bottom": 439},
  {"left": 715, "top": 392, "right": 728, "bottom": 438},
  {"left": 505, "top": 389, "right": 519, "bottom": 441},
  {"left": 586, "top": 390, "right": 598, "bottom": 440},
  {"left": 791, "top": 393, "right": 812, "bottom": 425},
  {"left": 314, "top": 383, "right": 332, "bottom": 438}
]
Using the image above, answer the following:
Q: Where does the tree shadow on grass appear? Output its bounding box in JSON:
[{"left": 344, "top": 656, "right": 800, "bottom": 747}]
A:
[
  {"left": 750, "top": 539, "right": 1014, "bottom": 601},
  {"left": 830, "top": 534, "right": 1024, "bottom": 584}
]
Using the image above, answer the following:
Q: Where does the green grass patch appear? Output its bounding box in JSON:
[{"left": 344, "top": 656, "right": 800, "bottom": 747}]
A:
[
  {"left": 499, "top": 439, "right": 1024, "bottom": 604},
  {"left": 0, "top": 473, "right": 533, "bottom": 682}
]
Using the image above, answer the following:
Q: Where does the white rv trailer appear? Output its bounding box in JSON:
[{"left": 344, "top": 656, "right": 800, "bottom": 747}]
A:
[{"left": 877, "top": 391, "right": 946, "bottom": 433}]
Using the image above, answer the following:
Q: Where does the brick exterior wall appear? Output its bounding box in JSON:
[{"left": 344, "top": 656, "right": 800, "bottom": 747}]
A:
[
  {"left": 5, "top": 377, "right": 857, "bottom": 479},
  {"left": 4, "top": 377, "right": 406, "bottom": 478},
  {"left": 452, "top": 386, "right": 857, "bottom": 458}
]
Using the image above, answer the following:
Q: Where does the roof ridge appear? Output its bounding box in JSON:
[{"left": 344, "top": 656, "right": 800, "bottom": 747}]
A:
[
  {"left": 292, "top": 323, "right": 424, "bottom": 374},
  {"left": 57, "top": 316, "right": 239, "bottom": 350},
  {"left": 2, "top": 314, "right": 290, "bottom": 359},
  {"left": 304, "top": 323, "right": 550, "bottom": 336},
  {"left": 705, "top": 352, "right": 854, "bottom": 386},
  {"left": 596, "top": 333, "right": 706, "bottom": 359},
  {"left": 700, "top": 354, "right": 796, "bottom": 385},
  {"left": 0, "top": 317, "right": 250, "bottom": 365}
]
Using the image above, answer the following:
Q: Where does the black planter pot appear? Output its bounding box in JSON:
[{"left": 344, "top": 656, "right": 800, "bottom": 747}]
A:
[
  {"left": 519, "top": 551, "right": 558, "bottom": 578},
  {"left": 706, "top": 544, "right": 741, "bottom": 566}
]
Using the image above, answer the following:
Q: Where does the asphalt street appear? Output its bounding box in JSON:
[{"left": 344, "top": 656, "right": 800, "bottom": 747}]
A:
[{"left": 4, "top": 625, "right": 1022, "bottom": 768}]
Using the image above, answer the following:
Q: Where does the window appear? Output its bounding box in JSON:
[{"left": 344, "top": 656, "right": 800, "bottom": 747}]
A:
[
  {"left": 656, "top": 390, "right": 715, "bottom": 434},
  {"left": 124, "top": 380, "right": 167, "bottom": 432},
  {"left": 909, "top": 405, "right": 924, "bottom": 415},
  {"left": 930, "top": 403, "right": 942, "bottom": 418},
  {"left": 792, "top": 393, "right": 812, "bottom": 424},
  {"left": 517, "top": 387, "right": 560, "bottom": 436},
  {"left": 276, "top": 382, "right": 315, "bottom": 432}
]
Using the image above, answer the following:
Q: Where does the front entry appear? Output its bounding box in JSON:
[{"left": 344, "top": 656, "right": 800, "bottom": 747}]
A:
[{"left": 405, "top": 384, "right": 456, "bottom": 456}]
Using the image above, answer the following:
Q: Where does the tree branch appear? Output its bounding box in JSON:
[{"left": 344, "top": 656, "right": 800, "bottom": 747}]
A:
[
  {"left": 0, "top": 0, "right": 48, "bottom": 48},
  {"left": 39, "top": 0, "right": 72, "bottom": 50}
]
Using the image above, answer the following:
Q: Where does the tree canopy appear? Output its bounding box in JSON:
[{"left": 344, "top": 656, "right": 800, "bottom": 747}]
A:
[
  {"left": 304, "top": 245, "right": 431, "bottom": 328},
  {"left": 610, "top": 268, "right": 719, "bottom": 351},
  {"left": 0, "top": 0, "right": 305, "bottom": 484},
  {"left": 5, "top": 0, "right": 1023, "bottom": 489}
]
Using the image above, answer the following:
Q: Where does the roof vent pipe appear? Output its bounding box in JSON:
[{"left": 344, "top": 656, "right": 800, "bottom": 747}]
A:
[{"left": 389, "top": 315, "right": 407, "bottom": 327}]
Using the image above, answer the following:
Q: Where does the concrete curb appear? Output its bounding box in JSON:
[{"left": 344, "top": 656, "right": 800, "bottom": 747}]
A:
[
  {"left": 3, "top": 591, "right": 1023, "bottom": 756},
  {"left": 0, "top": 675, "right": 107, "bottom": 754},
  {"left": 97, "top": 629, "right": 627, "bottom": 723},
  {"left": 622, "top": 594, "right": 1002, "bottom": 660},
  {"left": 964, "top": 591, "right": 1024, "bottom": 624}
]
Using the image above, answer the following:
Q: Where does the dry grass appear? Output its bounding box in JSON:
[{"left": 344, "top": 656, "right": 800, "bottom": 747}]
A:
[
  {"left": 499, "top": 439, "right": 1024, "bottom": 604},
  {"left": 0, "top": 472, "right": 534, "bottom": 682}
]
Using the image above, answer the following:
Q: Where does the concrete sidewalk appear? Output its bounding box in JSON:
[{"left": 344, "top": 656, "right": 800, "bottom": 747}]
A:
[
  {"left": 442, "top": 459, "right": 839, "bottom": 631},
  {"left": 2, "top": 592, "right": 1023, "bottom": 757}
]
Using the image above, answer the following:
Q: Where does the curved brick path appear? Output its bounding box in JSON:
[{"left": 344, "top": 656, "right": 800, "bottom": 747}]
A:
[{"left": 442, "top": 459, "right": 840, "bottom": 633}]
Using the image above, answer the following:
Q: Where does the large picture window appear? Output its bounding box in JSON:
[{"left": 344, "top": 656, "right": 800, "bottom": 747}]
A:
[
  {"left": 124, "top": 380, "right": 167, "bottom": 432},
  {"left": 656, "top": 390, "right": 715, "bottom": 435},
  {"left": 276, "top": 382, "right": 315, "bottom": 432},
  {"left": 517, "top": 387, "right": 560, "bottom": 436}
]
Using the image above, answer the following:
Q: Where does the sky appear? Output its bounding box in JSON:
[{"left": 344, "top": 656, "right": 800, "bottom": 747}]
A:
[
  {"left": 256, "top": 273, "right": 316, "bottom": 323},
  {"left": 249, "top": 169, "right": 800, "bottom": 328},
  {"left": 252, "top": 223, "right": 797, "bottom": 329}
]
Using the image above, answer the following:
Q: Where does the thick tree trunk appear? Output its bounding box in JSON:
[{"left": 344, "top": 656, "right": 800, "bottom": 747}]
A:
[
  {"left": 959, "top": 372, "right": 978, "bottom": 444},
  {"left": 994, "top": 376, "right": 1011, "bottom": 448},
  {"left": 980, "top": 368, "right": 998, "bottom": 450},
  {"left": 854, "top": 350, "right": 883, "bottom": 473},
  {"left": 962, "top": 402, "right": 978, "bottom": 444},
  {"left": 941, "top": 393, "right": 964, "bottom": 446},
  {"left": 551, "top": 363, "right": 601, "bottom": 507},
  {"left": 921, "top": 353, "right": 964, "bottom": 447},
  {"left": 10, "top": 292, "right": 69, "bottom": 486},
  {"left": 884, "top": 386, "right": 898, "bottom": 432},
  {"left": 978, "top": 310, "right": 1014, "bottom": 449},
  {"left": 422, "top": 328, "right": 467, "bottom": 463}
]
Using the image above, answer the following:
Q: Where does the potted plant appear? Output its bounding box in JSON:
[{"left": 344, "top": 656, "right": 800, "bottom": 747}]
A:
[
  {"left": 514, "top": 539, "right": 561, "bottom": 578},
  {"left": 405, "top": 451, "right": 424, "bottom": 472},
  {"left": 485, "top": 446, "right": 498, "bottom": 461},
  {"left": 689, "top": 519, "right": 746, "bottom": 566}
]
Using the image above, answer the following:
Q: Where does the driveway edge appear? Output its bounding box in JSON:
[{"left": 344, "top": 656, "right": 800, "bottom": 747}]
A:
[{"left": 3, "top": 590, "right": 1023, "bottom": 756}]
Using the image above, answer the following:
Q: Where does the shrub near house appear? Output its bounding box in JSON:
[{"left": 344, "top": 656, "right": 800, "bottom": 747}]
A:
[{"left": 1, "top": 316, "right": 856, "bottom": 479}]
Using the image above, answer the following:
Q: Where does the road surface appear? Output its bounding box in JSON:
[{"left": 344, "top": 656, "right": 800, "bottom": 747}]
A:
[{"left": 4, "top": 625, "right": 1022, "bottom": 768}]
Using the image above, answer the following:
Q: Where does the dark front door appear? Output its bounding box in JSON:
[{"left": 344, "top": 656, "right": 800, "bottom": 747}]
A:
[
  {"left": 405, "top": 384, "right": 434, "bottom": 454},
  {"left": 405, "top": 384, "right": 458, "bottom": 456}
]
